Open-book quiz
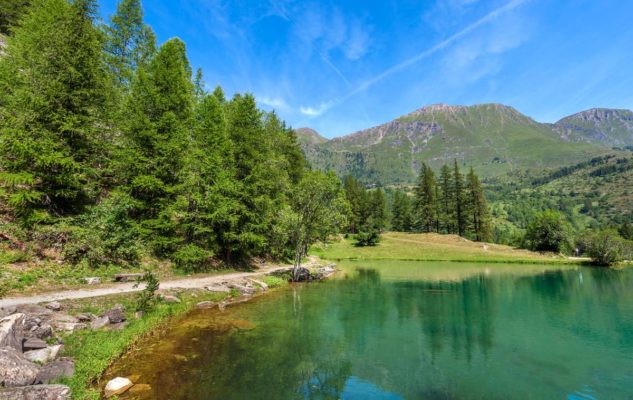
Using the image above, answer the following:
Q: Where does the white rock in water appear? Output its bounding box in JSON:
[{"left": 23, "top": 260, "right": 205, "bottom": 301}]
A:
[{"left": 104, "top": 377, "right": 133, "bottom": 397}]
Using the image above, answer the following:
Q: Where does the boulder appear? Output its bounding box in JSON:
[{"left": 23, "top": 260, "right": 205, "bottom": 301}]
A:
[
  {"left": 23, "top": 345, "right": 62, "bottom": 364},
  {"left": 205, "top": 283, "right": 230, "bottom": 293},
  {"left": 75, "top": 314, "right": 94, "bottom": 323},
  {"left": 14, "top": 305, "right": 51, "bottom": 318},
  {"left": 29, "top": 324, "right": 52, "bottom": 340},
  {"left": 195, "top": 301, "right": 215, "bottom": 309},
  {"left": 103, "top": 305, "right": 126, "bottom": 324},
  {"left": 22, "top": 338, "right": 47, "bottom": 351},
  {"left": 292, "top": 267, "right": 312, "bottom": 282},
  {"left": 82, "top": 277, "right": 101, "bottom": 285},
  {"left": 249, "top": 278, "right": 268, "bottom": 291},
  {"left": 0, "top": 314, "right": 25, "bottom": 351},
  {"left": 35, "top": 359, "right": 74, "bottom": 384},
  {"left": 104, "top": 377, "right": 133, "bottom": 397},
  {"left": 0, "top": 347, "right": 39, "bottom": 387},
  {"left": 0, "top": 306, "right": 17, "bottom": 318},
  {"left": 0, "top": 384, "right": 71, "bottom": 400},
  {"left": 227, "top": 283, "right": 256, "bottom": 295},
  {"left": 44, "top": 302, "right": 62, "bottom": 312},
  {"left": 90, "top": 316, "right": 109, "bottom": 330},
  {"left": 161, "top": 295, "right": 181, "bottom": 304}
]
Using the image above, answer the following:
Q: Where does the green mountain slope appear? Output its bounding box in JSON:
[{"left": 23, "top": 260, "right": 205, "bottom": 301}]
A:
[
  {"left": 553, "top": 108, "right": 633, "bottom": 147},
  {"left": 297, "top": 104, "right": 614, "bottom": 184},
  {"left": 295, "top": 127, "right": 328, "bottom": 146}
]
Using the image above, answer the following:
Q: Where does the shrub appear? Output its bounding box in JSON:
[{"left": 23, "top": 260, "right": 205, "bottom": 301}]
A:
[
  {"left": 583, "top": 229, "right": 628, "bottom": 266},
  {"left": 354, "top": 231, "right": 380, "bottom": 247},
  {"left": 171, "top": 244, "right": 212, "bottom": 273},
  {"left": 135, "top": 271, "right": 160, "bottom": 313},
  {"left": 524, "top": 210, "right": 572, "bottom": 253}
]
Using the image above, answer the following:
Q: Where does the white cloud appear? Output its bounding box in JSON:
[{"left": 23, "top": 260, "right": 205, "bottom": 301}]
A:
[
  {"left": 300, "top": 101, "right": 336, "bottom": 117},
  {"left": 258, "top": 96, "right": 291, "bottom": 111}
]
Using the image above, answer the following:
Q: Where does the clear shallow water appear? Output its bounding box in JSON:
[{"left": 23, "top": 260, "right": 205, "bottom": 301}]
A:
[{"left": 106, "top": 262, "right": 633, "bottom": 400}]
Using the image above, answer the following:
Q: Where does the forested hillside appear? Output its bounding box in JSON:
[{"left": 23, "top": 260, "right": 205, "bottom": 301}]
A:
[{"left": 0, "top": 0, "right": 345, "bottom": 277}]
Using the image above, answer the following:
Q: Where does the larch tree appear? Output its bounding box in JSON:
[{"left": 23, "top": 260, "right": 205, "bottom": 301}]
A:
[
  {"left": 466, "top": 167, "right": 491, "bottom": 241},
  {"left": 453, "top": 160, "right": 466, "bottom": 236},
  {"left": 438, "top": 164, "right": 453, "bottom": 234},
  {"left": 414, "top": 164, "right": 438, "bottom": 232}
]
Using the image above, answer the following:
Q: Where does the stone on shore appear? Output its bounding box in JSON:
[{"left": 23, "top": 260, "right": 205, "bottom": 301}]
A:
[
  {"left": 0, "top": 347, "right": 39, "bottom": 387},
  {"left": 22, "top": 338, "right": 47, "bottom": 352},
  {"left": 161, "top": 295, "right": 181, "bottom": 304},
  {"left": 205, "top": 283, "right": 230, "bottom": 293},
  {"left": 0, "top": 314, "right": 25, "bottom": 352},
  {"left": 44, "top": 302, "right": 62, "bottom": 312},
  {"left": 195, "top": 301, "right": 215, "bottom": 309},
  {"left": 90, "top": 316, "right": 110, "bottom": 330},
  {"left": 103, "top": 305, "right": 126, "bottom": 324},
  {"left": 82, "top": 277, "right": 101, "bottom": 285},
  {"left": 227, "top": 283, "right": 256, "bottom": 295},
  {"left": 249, "top": 278, "right": 268, "bottom": 291},
  {"left": 23, "top": 345, "right": 62, "bottom": 364},
  {"left": 35, "top": 359, "right": 75, "bottom": 384},
  {"left": 0, "top": 384, "right": 71, "bottom": 400},
  {"left": 104, "top": 377, "right": 133, "bottom": 397}
]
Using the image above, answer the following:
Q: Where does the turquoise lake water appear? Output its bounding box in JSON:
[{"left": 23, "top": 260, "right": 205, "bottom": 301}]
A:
[{"left": 107, "top": 261, "right": 633, "bottom": 400}]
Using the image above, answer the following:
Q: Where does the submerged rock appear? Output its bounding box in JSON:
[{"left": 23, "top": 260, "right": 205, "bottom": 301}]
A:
[
  {"left": 0, "top": 347, "right": 39, "bottom": 387},
  {"left": 104, "top": 377, "right": 133, "bottom": 397},
  {"left": 0, "top": 384, "right": 71, "bottom": 400}
]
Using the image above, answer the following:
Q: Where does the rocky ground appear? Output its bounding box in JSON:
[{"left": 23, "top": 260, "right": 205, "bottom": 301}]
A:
[{"left": 0, "top": 262, "right": 337, "bottom": 399}]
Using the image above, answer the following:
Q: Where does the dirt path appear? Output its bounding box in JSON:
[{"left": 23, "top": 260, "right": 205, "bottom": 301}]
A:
[{"left": 0, "top": 265, "right": 292, "bottom": 308}]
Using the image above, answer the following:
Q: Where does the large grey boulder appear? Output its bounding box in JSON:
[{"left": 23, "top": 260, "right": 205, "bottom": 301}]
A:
[
  {"left": 23, "top": 345, "right": 62, "bottom": 364},
  {"left": 90, "top": 316, "right": 109, "bottom": 330},
  {"left": 0, "top": 347, "right": 39, "bottom": 387},
  {"left": 35, "top": 359, "right": 74, "bottom": 384},
  {"left": 103, "top": 305, "right": 126, "bottom": 324},
  {"left": 0, "top": 314, "right": 25, "bottom": 352},
  {"left": 0, "top": 384, "right": 71, "bottom": 400}
]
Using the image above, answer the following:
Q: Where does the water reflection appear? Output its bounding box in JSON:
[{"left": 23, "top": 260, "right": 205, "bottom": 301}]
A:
[{"left": 105, "top": 262, "right": 633, "bottom": 400}]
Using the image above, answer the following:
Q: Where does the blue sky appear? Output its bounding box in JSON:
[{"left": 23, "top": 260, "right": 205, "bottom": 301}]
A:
[{"left": 99, "top": 0, "right": 633, "bottom": 138}]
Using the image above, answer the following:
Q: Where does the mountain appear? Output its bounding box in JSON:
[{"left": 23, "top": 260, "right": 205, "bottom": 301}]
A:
[
  {"left": 297, "top": 104, "right": 616, "bottom": 184},
  {"left": 295, "top": 127, "right": 328, "bottom": 146},
  {"left": 553, "top": 108, "right": 633, "bottom": 147}
]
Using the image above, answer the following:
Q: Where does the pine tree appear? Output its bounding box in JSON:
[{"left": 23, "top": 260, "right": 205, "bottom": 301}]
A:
[
  {"left": 466, "top": 167, "right": 491, "bottom": 241},
  {"left": 391, "top": 190, "right": 412, "bottom": 232},
  {"left": 342, "top": 175, "right": 367, "bottom": 233},
  {"left": 0, "top": 0, "right": 30, "bottom": 35},
  {"left": 414, "top": 164, "right": 438, "bottom": 232},
  {"left": 104, "top": 0, "right": 156, "bottom": 89},
  {"left": 369, "top": 188, "right": 387, "bottom": 231},
  {"left": 438, "top": 164, "right": 453, "bottom": 233},
  {"left": 453, "top": 160, "right": 466, "bottom": 236},
  {"left": 0, "top": 0, "right": 109, "bottom": 222},
  {"left": 120, "top": 37, "right": 194, "bottom": 253}
]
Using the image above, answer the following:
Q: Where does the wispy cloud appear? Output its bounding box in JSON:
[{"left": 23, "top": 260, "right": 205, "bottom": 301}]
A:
[
  {"left": 258, "top": 96, "right": 291, "bottom": 111},
  {"left": 300, "top": 0, "right": 531, "bottom": 117}
]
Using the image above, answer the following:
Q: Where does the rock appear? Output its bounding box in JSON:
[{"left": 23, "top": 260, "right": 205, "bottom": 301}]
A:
[
  {"left": 205, "top": 283, "right": 230, "bottom": 293},
  {"left": 0, "top": 384, "right": 71, "bottom": 400},
  {"left": 51, "top": 322, "right": 85, "bottom": 333},
  {"left": 128, "top": 383, "right": 151, "bottom": 394},
  {"left": 113, "top": 273, "right": 143, "bottom": 282},
  {"left": 90, "top": 316, "right": 110, "bottom": 330},
  {"left": 44, "top": 302, "right": 62, "bottom": 312},
  {"left": 0, "top": 314, "right": 26, "bottom": 351},
  {"left": 249, "top": 278, "right": 268, "bottom": 291},
  {"left": 0, "top": 347, "right": 39, "bottom": 387},
  {"left": 108, "top": 322, "right": 127, "bottom": 331},
  {"left": 227, "top": 283, "right": 256, "bottom": 295},
  {"left": 161, "top": 295, "right": 181, "bottom": 304},
  {"left": 103, "top": 305, "right": 125, "bottom": 324},
  {"left": 104, "top": 377, "right": 133, "bottom": 397},
  {"left": 0, "top": 306, "right": 17, "bottom": 317},
  {"left": 292, "top": 267, "right": 312, "bottom": 282},
  {"left": 23, "top": 345, "right": 62, "bottom": 364},
  {"left": 82, "top": 277, "right": 101, "bottom": 285},
  {"left": 75, "top": 314, "right": 94, "bottom": 323},
  {"left": 134, "top": 311, "right": 144, "bottom": 319},
  {"left": 22, "top": 338, "right": 47, "bottom": 351},
  {"left": 14, "top": 305, "right": 51, "bottom": 318},
  {"left": 48, "top": 314, "right": 81, "bottom": 332},
  {"left": 29, "top": 324, "right": 52, "bottom": 340},
  {"left": 35, "top": 359, "right": 74, "bottom": 384},
  {"left": 195, "top": 301, "right": 215, "bottom": 309}
]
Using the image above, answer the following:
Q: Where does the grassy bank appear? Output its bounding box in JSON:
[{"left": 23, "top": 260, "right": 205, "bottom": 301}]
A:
[
  {"left": 58, "top": 275, "right": 286, "bottom": 400},
  {"left": 312, "top": 232, "right": 578, "bottom": 264}
]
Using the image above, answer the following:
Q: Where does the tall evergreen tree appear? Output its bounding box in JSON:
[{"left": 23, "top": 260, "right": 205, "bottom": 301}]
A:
[
  {"left": 0, "top": 0, "right": 108, "bottom": 222},
  {"left": 453, "top": 160, "right": 466, "bottom": 236},
  {"left": 391, "top": 190, "right": 412, "bottom": 232},
  {"left": 369, "top": 188, "right": 388, "bottom": 231},
  {"left": 466, "top": 167, "right": 491, "bottom": 241},
  {"left": 120, "top": 37, "right": 194, "bottom": 253},
  {"left": 104, "top": 0, "right": 156, "bottom": 89},
  {"left": 414, "top": 164, "right": 438, "bottom": 232},
  {"left": 438, "top": 164, "right": 453, "bottom": 233},
  {"left": 0, "top": 0, "right": 30, "bottom": 35},
  {"left": 342, "top": 175, "right": 368, "bottom": 234}
]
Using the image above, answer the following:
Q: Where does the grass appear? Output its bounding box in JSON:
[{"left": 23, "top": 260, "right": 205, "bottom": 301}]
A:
[{"left": 311, "top": 232, "right": 577, "bottom": 264}]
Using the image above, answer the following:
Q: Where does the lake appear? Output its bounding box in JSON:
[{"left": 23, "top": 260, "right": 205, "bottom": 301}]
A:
[{"left": 105, "top": 261, "right": 633, "bottom": 400}]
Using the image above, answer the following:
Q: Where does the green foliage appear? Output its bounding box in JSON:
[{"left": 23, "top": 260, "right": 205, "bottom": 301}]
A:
[
  {"left": 581, "top": 229, "right": 629, "bottom": 266},
  {"left": 0, "top": 0, "right": 30, "bottom": 35},
  {"left": 171, "top": 244, "right": 212, "bottom": 273},
  {"left": 390, "top": 191, "right": 412, "bottom": 232},
  {"left": 413, "top": 163, "right": 438, "bottom": 232},
  {"left": 354, "top": 230, "right": 381, "bottom": 247},
  {"left": 134, "top": 270, "right": 159, "bottom": 312},
  {"left": 524, "top": 210, "right": 573, "bottom": 253},
  {"left": 342, "top": 175, "right": 387, "bottom": 234}
]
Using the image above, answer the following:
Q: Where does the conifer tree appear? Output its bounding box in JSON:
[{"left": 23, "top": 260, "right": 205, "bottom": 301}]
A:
[
  {"left": 369, "top": 188, "right": 388, "bottom": 231},
  {"left": 453, "top": 160, "right": 466, "bottom": 236},
  {"left": 414, "top": 164, "right": 438, "bottom": 232},
  {"left": 0, "top": 0, "right": 30, "bottom": 35},
  {"left": 0, "top": 0, "right": 108, "bottom": 222},
  {"left": 466, "top": 167, "right": 491, "bottom": 241},
  {"left": 391, "top": 191, "right": 412, "bottom": 232},
  {"left": 438, "top": 164, "right": 453, "bottom": 233},
  {"left": 104, "top": 0, "right": 156, "bottom": 89},
  {"left": 342, "top": 175, "right": 368, "bottom": 233},
  {"left": 120, "top": 37, "right": 194, "bottom": 253}
]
